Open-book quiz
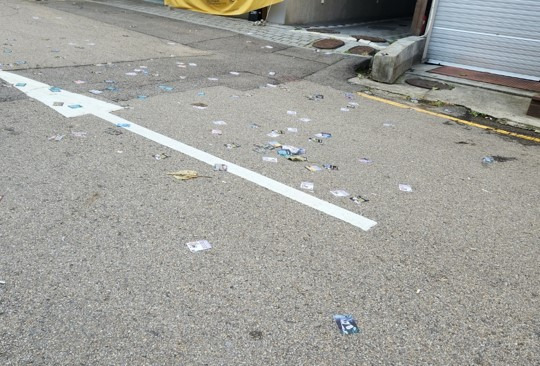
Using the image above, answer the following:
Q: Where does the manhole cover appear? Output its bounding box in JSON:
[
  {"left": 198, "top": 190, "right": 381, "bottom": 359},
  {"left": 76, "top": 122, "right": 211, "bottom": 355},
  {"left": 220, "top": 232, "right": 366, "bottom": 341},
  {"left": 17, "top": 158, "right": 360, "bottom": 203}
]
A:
[
  {"left": 312, "top": 39, "right": 345, "bottom": 49},
  {"left": 405, "top": 78, "right": 453, "bottom": 90},
  {"left": 348, "top": 46, "right": 377, "bottom": 56},
  {"left": 306, "top": 28, "right": 341, "bottom": 34},
  {"left": 352, "top": 35, "right": 387, "bottom": 43}
]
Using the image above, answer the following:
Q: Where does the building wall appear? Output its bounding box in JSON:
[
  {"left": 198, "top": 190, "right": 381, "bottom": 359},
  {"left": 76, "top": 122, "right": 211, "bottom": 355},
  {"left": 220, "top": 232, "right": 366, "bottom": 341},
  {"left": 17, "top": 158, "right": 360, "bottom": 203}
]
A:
[{"left": 277, "top": 0, "right": 417, "bottom": 25}]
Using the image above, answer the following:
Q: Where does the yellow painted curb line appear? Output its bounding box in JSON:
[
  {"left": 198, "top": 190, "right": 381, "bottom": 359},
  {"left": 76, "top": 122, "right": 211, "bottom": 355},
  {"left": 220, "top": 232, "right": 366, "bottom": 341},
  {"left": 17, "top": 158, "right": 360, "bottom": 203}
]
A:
[{"left": 357, "top": 92, "right": 540, "bottom": 144}]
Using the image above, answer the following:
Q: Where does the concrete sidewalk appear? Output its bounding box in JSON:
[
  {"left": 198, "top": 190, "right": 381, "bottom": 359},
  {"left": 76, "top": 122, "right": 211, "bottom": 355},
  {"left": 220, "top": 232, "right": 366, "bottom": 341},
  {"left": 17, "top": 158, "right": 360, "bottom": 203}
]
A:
[{"left": 350, "top": 64, "right": 540, "bottom": 133}]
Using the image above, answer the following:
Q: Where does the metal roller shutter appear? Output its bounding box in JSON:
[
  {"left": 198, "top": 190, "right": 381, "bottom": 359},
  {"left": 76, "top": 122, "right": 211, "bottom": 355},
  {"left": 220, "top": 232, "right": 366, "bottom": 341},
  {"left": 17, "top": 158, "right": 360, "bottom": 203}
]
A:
[{"left": 426, "top": 0, "right": 540, "bottom": 81}]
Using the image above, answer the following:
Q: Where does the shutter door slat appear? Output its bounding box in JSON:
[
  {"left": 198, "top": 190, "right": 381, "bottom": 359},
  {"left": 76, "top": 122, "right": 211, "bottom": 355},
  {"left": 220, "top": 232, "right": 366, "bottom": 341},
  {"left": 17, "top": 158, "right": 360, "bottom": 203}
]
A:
[{"left": 427, "top": 0, "right": 540, "bottom": 80}]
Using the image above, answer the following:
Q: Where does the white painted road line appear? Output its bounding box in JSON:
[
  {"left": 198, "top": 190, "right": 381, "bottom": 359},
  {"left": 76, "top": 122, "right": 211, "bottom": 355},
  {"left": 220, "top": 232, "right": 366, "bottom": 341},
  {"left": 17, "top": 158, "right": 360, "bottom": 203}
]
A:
[
  {"left": 0, "top": 71, "right": 122, "bottom": 117},
  {"left": 0, "top": 70, "right": 378, "bottom": 231}
]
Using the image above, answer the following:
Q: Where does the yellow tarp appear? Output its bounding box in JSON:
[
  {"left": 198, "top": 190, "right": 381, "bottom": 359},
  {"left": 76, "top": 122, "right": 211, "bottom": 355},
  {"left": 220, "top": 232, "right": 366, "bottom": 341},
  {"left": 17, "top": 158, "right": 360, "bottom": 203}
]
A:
[{"left": 165, "top": 0, "right": 283, "bottom": 16}]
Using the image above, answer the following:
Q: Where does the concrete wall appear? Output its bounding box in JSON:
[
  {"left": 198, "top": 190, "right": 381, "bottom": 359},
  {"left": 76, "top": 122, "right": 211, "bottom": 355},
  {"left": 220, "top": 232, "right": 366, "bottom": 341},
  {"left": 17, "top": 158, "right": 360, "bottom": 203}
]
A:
[
  {"left": 279, "top": 0, "right": 417, "bottom": 25},
  {"left": 266, "top": 1, "right": 288, "bottom": 24}
]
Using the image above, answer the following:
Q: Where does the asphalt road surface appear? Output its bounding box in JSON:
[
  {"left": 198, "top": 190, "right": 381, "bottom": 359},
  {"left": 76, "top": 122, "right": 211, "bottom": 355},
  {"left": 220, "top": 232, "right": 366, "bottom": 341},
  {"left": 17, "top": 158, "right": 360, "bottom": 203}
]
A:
[{"left": 1, "top": 0, "right": 539, "bottom": 364}]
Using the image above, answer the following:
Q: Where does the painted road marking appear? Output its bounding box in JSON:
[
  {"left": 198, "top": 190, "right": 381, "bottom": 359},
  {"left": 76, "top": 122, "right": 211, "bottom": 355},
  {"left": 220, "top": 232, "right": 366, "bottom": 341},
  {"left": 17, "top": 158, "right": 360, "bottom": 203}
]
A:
[
  {"left": 0, "top": 71, "right": 122, "bottom": 117},
  {"left": 0, "top": 70, "right": 377, "bottom": 231},
  {"left": 357, "top": 92, "right": 540, "bottom": 144}
]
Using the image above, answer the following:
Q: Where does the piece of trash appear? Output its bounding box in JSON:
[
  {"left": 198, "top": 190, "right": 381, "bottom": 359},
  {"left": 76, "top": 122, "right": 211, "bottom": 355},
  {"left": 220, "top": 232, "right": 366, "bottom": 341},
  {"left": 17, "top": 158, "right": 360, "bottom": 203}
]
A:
[
  {"left": 225, "top": 143, "right": 240, "bottom": 149},
  {"left": 159, "top": 85, "right": 174, "bottom": 91},
  {"left": 71, "top": 131, "right": 87, "bottom": 138},
  {"left": 252, "top": 19, "right": 267, "bottom": 26},
  {"left": 125, "top": 72, "right": 137, "bottom": 76},
  {"left": 350, "top": 195, "right": 369, "bottom": 204},
  {"left": 68, "top": 104, "right": 82, "bottom": 109},
  {"left": 345, "top": 92, "right": 355, "bottom": 100},
  {"left": 305, "top": 165, "right": 322, "bottom": 172},
  {"left": 167, "top": 41, "right": 176, "bottom": 45},
  {"left": 287, "top": 127, "right": 298, "bottom": 133},
  {"left": 250, "top": 123, "right": 260, "bottom": 128},
  {"left": 212, "top": 129, "right": 222, "bottom": 135},
  {"left": 287, "top": 110, "right": 297, "bottom": 116},
  {"left": 229, "top": 71, "right": 240, "bottom": 76},
  {"left": 105, "top": 79, "right": 115, "bottom": 83},
  {"left": 105, "top": 86, "right": 118, "bottom": 92},
  {"left": 105, "top": 127, "right": 122, "bottom": 135},
  {"left": 268, "top": 71, "right": 276, "bottom": 76},
  {"left": 15, "top": 60, "right": 27, "bottom": 65},
  {"left": 263, "top": 45, "right": 274, "bottom": 49},
  {"left": 323, "top": 164, "right": 338, "bottom": 170},
  {"left": 358, "top": 158, "right": 372, "bottom": 164},
  {"left": 197, "top": 91, "right": 205, "bottom": 96},
  {"left": 186, "top": 240, "right": 212, "bottom": 252},
  {"left": 73, "top": 80, "right": 86, "bottom": 84},
  {"left": 213, "top": 120, "right": 227, "bottom": 125},
  {"left": 252, "top": 146, "right": 267, "bottom": 154},
  {"left": 253, "top": 143, "right": 276, "bottom": 153},
  {"left": 52, "top": 102, "right": 64, "bottom": 107},
  {"left": 266, "top": 83, "right": 277, "bottom": 88},
  {"left": 15, "top": 83, "right": 26, "bottom": 87},
  {"left": 299, "top": 118, "right": 311, "bottom": 123},
  {"left": 277, "top": 149, "right": 291, "bottom": 157},
  {"left": 307, "top": 94, "right": 324, "bottom": 101},
  {"left": 492, "top": 155, "right": 517, "bottom": 163},
  {"left": 188, "top": 63, "right": 197, "bottom": 67},
  {"left": 167, "top": 170, "right": 201, "bottom": 180},
  {"left": 300, "top": 182, "right": 314, "bottom": 191},
  {"left": 330, "top": 190, "right": 349, "bottom": 197},
  {"left": 49, "top": 87, "right": 61, "bottom": 92},
  {"left": 208, "top": 77, "right": 219, "bottom": 81},
  {"left": 348, "top": 102, "right": 359, "bottom": 108},
  {"left": 482, "top": 156, "right": 495, "bottom": 166},
  {"left": 267, "top": 130, "right": 282, "bottom": 138},
  {"left": 116, "top": 123, "right": 131, "bottom": 128},
  {"left": 308, "top": 137, "right": 323, "bottom": 144},
  {"left": 399, "top": 184, "right": 413, "bottom": 192},
  {"left": 213, "top": 164, "right": 228, "bottom": 171},
  {"left": 287, "top": 156, "right": 307, "bottom": 162},
  {"left": 191, "top": 102, "right": 208, "bottom": 109},
  {"left": 340, "top": 107, "right": 350, "bottom": 112},
  {"left": 48, "top": 134, "right": 65, "bottom": 141},
  {"left": 89, "top": 89, "right": 103, "bottom": 95},
  {"left": 383, "top": 123, "right": 395, "bottom": 127},
  {"left": 153, "top": 153, "right": 170, "bottom": 160},
  {"left": 263, "top": 157, "right": 277, "bottom": 163},
  {"left": 315, "top": 132, "right": 332, "bottom": 139},
  {"left": 0, "top": 280, "right": 5, "bottom": 285},
  {"left": 410, "top": 98, "right": 419, "bottom": 104},
  {"left": 137, "top": 95, "right": 148, "bottom": 100},
  {"left": 267, "top": 141, "right": 282, "bottom": 148},
  {"left": 281, "top": 145, "right": 305, "bottom": 155},
  {"left": 334, "top": 314, "right": 360, "bottom": 335}
]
